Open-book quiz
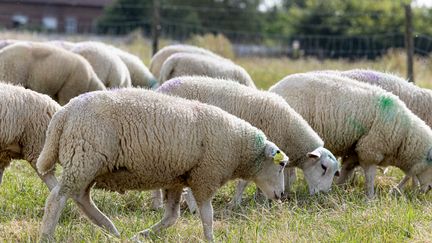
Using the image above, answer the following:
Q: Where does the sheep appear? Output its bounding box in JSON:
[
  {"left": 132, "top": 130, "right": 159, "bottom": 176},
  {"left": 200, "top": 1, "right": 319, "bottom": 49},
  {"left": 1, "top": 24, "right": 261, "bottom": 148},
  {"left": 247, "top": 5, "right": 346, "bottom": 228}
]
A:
[
  {"left": 108, "top": 46, "right": 159, "bottom": 89},
  {"left": 0, "top": 82, "right": 61, "bottom": 190},
  {"left": 269, "top": 72, "right": 432, "bottom": 198},
  {"left": 50, "top": 40, "right": 158, "bottom": 89},
  {"left": 156, "top": 76, "right": 340, "bottom": 210},
  {"left": 317, "top": 69, "right": 430, "bottom": 190},
  {"left": 159, "top": 52, "right": 256, "bottom": 88},
  {"left": 36, "top": 88, "right": 289, "bottom": 241},
  {"left": 150, "top": 44, "right": 224, "bottom": 80},
  {"left": 0, "top": 42, "right": 106, "bottom": 105},
  {"left": 70, "top": 42, "right": 132, "bottom": 88}
]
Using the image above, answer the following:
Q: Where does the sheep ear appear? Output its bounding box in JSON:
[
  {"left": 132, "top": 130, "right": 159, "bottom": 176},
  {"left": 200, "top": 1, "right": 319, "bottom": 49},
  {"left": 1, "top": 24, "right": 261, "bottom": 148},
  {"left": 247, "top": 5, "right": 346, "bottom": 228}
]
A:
[{"left": 307, "top": 149, "right": 321, "bottom": 159}]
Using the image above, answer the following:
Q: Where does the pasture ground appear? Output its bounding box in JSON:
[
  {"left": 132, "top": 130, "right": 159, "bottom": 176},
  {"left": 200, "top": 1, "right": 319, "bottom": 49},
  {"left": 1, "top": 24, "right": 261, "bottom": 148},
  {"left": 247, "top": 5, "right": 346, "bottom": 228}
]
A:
[{"left": 1, "top": 31, "right": 431, "bottom": 242}]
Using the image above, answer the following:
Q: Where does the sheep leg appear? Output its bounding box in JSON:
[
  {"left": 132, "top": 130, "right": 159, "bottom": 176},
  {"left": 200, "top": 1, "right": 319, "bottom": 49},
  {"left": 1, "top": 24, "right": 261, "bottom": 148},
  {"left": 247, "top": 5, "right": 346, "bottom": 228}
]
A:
[
  {"left": 397, "top": 175, "right": 410, "bottom": 190},
  {"left": 197, "top": 199, "right": 214, "bottom": 242},
  {"left": 73, "top": 184, "right": 120, "bottom": 237},
  {"left": 183, "top": 188, "right": 198, "bottom": 214},
  {"left": 133, "top": 187, "right": 182, "bottom": 240},
  {"left": 285, "top": 167, "right": 297, "bottom": 193},
  {"left": 28, "top": 161, "right": 58, "bottom": 190},
  {"left": 412, "top": 176, "right": 420, "bottom": 188},
  {"left": 362, "top": 164, "right": 377, "bottom": 199},
  {"left": 39, "top": 184, "right": 69, "bottom": 241},
  {"left": 229, "top": 180, "right": 249, "bottom": 208},
  {"left": 0, "top": 168, "right": 3, "bottom": 185},
  {"left": 151, "top": 189, "right": 163, "bottom": 210}
]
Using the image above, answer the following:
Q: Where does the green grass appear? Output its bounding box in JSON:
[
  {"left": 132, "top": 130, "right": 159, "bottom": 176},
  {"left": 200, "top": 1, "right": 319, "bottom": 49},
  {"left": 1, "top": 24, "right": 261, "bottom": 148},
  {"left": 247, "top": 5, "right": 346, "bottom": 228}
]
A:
[
  {"left": 1, "top": 162, "right": 432, "bottom": 242},
  {"left": 1, "top": 30, "right": 432, "bottom": 242}
]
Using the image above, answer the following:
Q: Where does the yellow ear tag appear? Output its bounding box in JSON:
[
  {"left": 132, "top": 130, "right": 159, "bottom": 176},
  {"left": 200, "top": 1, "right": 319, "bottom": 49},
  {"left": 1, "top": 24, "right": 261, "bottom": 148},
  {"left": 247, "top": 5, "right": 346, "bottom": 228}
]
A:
[{"left": 273, "top": 150, "right": 285, "bottom": 164}]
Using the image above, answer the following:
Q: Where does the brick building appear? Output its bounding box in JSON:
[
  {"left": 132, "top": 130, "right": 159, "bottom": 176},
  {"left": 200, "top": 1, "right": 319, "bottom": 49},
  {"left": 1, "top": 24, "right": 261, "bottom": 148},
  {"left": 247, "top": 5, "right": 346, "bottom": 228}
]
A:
[{"left": 0, "top": 0, "right": 113, "bottom": 33}]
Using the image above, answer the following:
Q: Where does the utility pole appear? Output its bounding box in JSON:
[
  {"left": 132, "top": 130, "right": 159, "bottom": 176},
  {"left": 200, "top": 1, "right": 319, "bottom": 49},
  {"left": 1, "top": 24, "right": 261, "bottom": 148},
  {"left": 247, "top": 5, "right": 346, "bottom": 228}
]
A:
[
  {"left": 404, "top": 4, "right": 414, "bottom": 83},
  {"left": 152, "top": 0, "right": 161, "bottom": 56}
]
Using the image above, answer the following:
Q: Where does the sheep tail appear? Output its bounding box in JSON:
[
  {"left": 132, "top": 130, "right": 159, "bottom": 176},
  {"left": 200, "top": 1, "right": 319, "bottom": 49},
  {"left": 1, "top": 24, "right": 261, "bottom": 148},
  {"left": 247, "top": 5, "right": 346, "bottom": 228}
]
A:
[{"left": 36, "top": 109, "right": 66, "bottom": 175}]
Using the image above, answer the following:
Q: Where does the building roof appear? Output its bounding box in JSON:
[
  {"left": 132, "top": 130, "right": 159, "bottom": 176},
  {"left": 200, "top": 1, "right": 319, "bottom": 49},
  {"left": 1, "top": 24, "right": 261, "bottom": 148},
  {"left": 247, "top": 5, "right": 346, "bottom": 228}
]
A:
[{"left": 1, "top": 0, "right": 113, "bottom": 7}]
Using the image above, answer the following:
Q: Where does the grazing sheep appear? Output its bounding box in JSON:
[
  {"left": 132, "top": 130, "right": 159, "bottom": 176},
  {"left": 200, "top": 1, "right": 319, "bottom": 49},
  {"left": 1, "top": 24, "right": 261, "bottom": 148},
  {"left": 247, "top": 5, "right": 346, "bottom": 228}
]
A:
[
  {"left": 50, "top": 40, "right": 158, "bottom": 89},
  {"left": 318, "top": 69, "right": 429, "bottom": 189},
  {"left": 159, "top": 53, "right": 256, "bottom": 88},
  {"left": 157, "top": 77, "right": 339, "bottom": 210},
  {"left": 0, "top": 42, "right": 106, "bottom": 105},
  {"left": 150, "top": 44, "right": 224, "bottom": 80},
  {"left": 36, "top": 88, "right": 288, "bottom": 241},
  {"left": 70, "top": 42, "right": 132, "bottom": 88},
  {"left": 0, "top": 83, "right": 61, "bottom": 190},
  {"left": 108, "top": 46, "right": 158, "bottom": 89},
  {"left": 270, "top": 73, "right": 432, "bottom": 198}
]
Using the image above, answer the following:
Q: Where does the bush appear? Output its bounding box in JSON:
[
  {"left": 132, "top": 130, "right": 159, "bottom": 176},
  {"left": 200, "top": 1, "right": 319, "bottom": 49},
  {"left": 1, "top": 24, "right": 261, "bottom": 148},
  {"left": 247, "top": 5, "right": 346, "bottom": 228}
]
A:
[{"left": 187, "top": 33, "right": 235, "bottom": 59}]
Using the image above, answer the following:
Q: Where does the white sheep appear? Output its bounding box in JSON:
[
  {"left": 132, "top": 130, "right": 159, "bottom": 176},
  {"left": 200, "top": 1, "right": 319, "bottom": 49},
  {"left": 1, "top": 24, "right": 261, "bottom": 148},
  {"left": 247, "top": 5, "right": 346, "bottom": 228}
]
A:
[
  {"left": 36, "top": 88, "right": 288, "bottom": 241},
  {"left": 70, "top": 42, "right": 132, "bottom": 88},
  {"left": 156, "top": 76, "right": 340, "bottom": 210},
  {"left": 108, "top": 45, "right": 158, "bottom": 89},
  {"left": 50, "top": 40, "right": 158, "bottom": 89},
  {"left": 270, "top": 73, "right": 432, "bottom": 198},
  {"left": 318, "top": 69, "right": 430, "bottom": 189},
  {"left": 0, "top": 42, "right": 106, "bottom": 105},
  {"left": 159, "top": 52, "right": 256, "bottom": 88},
  {"left": 150, "top": 44, "right": 224, "bottom": 80},
  {"left": 0, "top": 82, "right": 61, "bottom": 190}
]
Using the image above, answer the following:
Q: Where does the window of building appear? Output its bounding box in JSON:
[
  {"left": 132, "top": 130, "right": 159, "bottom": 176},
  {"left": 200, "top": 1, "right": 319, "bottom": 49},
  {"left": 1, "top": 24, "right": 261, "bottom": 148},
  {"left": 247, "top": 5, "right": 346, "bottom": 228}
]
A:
[
  {"left": 12, "top": 14, "right": 28, "bottom": 28},
  {"left": 65, "top": 17, "right": 77, "bottom": 33},
  {"left": 42, "top": 16, "right": 58, "bottom": 31}
]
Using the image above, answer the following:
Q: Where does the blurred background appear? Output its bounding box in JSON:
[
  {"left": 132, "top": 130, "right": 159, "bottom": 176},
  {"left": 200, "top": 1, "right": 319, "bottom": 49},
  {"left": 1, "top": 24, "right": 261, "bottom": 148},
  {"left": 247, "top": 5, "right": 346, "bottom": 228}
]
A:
[{"left": 1, "top": 0, "right": 432, "bottom": 86}]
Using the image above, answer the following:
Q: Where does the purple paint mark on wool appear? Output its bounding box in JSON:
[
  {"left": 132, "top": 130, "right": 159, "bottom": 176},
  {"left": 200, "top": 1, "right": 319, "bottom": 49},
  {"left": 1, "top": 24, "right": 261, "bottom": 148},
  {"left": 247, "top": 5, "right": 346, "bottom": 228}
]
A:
[
  {"left": 156, "top": 79, "right": 183, "bottom": 93},
  {"left": 349, "top": 70, "right": 380, "bottom": 82},
  {"left": 76, "top": 91, "right": 96, "bottom": 101}
]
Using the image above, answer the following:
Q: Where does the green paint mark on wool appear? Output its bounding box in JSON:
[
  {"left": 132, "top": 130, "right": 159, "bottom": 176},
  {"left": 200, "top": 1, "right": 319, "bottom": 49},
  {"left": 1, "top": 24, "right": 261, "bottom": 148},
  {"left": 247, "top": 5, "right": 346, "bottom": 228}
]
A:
[
  {"left": 347, "top": 116, "right": 365, "bottom": 135},
  {"left": 379, "top": 96, "right": 394, "bottom": 111},
  {"left": 378, "top": 95, "right": 397, "bottom": 122},
  {"left": 254, "top": 131, "right": 266, "bottom": 151},
  {"left": 252, "top": 131, "right": 267, "bottom": 174}
]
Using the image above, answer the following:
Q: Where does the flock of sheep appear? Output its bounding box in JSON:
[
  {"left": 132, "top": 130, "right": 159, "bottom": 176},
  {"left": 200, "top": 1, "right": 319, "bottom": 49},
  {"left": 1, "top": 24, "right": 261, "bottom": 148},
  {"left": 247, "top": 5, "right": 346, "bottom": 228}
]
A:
[{"left": 0, "top": 39, "right": 431, "bottom": 242}]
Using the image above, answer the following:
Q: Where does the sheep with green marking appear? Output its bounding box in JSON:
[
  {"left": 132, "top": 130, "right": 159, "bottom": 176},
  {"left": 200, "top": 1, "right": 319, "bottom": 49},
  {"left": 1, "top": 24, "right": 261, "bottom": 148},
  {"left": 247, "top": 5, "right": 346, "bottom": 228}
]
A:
[
  {"left": 36, "top": 88, "right": 288, "bottom": 241},
  {"left": 270, "top": 72, "right": 432, "bottom": 198},
  {"left": 156, "top": 76, "right": 339, "bottom": 211},
  {"left": 316, "top": 69, "right": 432, "bottom": 190}
]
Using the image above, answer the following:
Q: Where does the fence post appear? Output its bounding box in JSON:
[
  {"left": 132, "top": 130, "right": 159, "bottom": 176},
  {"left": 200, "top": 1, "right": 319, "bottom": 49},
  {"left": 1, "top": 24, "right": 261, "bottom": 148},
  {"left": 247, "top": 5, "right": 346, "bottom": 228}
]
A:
[
  {"left": 404, "top": 4, "right": 414, "bottom": 83},
  {"left": 152, "top": 0, "right": 161, "bottom": 56}
]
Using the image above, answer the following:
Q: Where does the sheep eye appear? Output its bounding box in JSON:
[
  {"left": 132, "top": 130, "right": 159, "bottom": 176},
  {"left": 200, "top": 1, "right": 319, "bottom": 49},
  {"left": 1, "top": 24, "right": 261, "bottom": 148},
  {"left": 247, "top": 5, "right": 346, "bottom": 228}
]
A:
[{"left": 321, "top": 164, "right": 327, "bottom": 173}]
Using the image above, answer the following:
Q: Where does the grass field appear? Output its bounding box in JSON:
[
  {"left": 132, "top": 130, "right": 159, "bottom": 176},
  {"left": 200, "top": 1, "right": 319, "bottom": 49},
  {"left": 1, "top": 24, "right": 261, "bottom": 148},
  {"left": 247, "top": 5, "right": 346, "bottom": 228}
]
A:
[{"left": 1, "top": 31, "right": 432, "bottom": 242}]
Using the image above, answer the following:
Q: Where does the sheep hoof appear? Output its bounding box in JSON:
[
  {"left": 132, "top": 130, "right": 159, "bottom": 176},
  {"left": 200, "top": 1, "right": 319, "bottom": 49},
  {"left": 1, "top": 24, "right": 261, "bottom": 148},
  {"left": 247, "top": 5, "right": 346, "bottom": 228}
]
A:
[
  {"left": 150, "top": 202, "right": 163, "bottom": 211},
  {"left": 131, "top": 229, "right": 152, "bottom": 242},
  {"left": 389, "top": 187, "right": 403, "bottom": 196}
]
